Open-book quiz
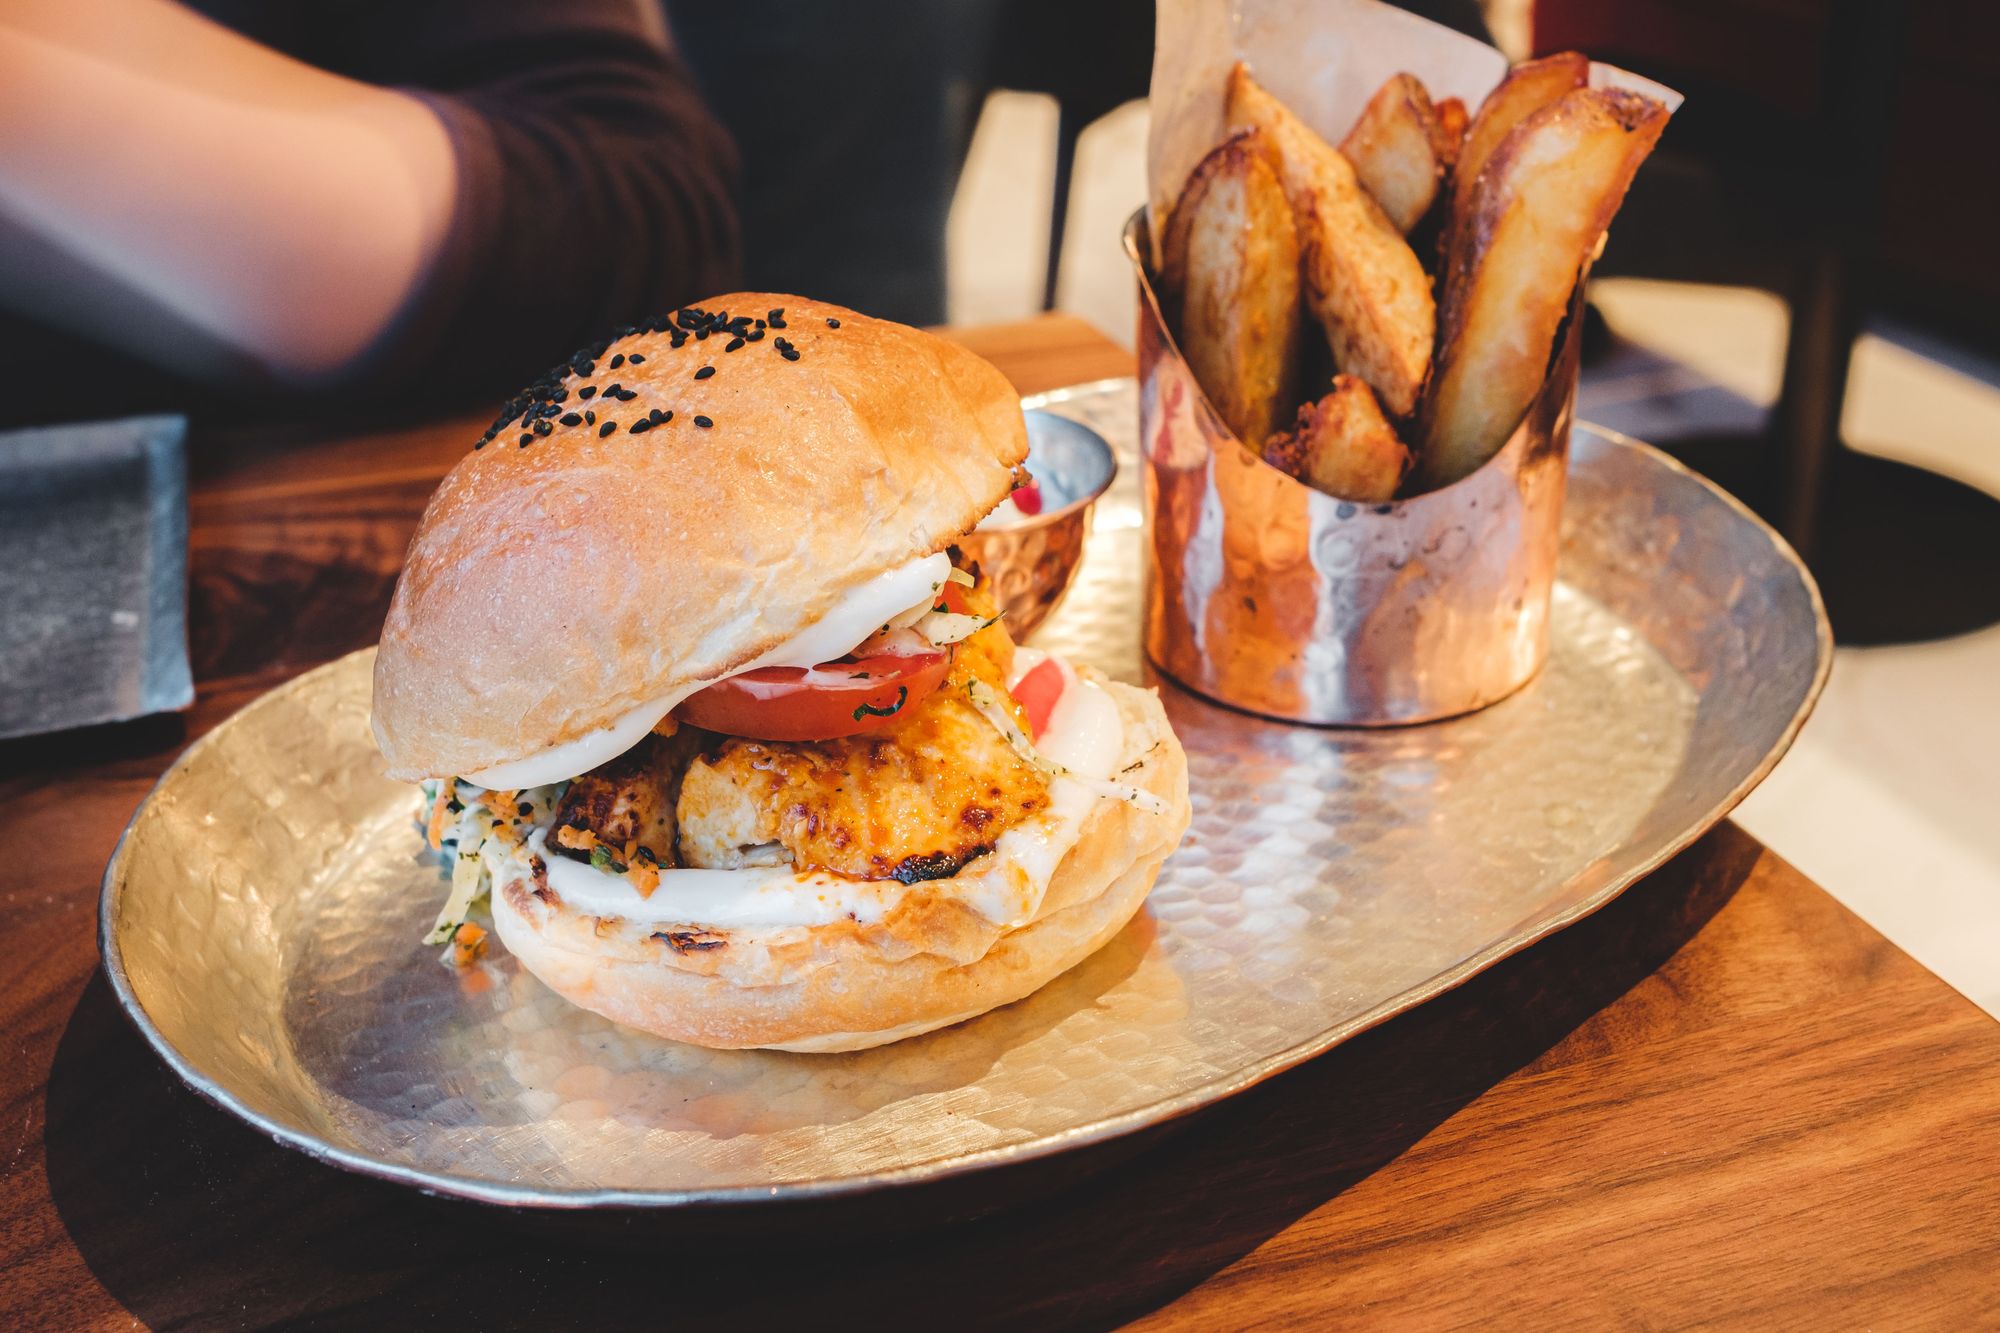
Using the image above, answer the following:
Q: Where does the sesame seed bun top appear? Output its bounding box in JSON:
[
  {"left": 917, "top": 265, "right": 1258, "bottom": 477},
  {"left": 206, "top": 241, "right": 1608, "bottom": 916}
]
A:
[{"left": 370, "top": 293, "right": 1028, "bottom": 782}]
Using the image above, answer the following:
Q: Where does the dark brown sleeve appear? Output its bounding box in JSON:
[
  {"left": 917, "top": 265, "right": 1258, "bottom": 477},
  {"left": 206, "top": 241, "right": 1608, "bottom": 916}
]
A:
[{"left": 313, "top": 0, "right": 742, "bottom": 398}]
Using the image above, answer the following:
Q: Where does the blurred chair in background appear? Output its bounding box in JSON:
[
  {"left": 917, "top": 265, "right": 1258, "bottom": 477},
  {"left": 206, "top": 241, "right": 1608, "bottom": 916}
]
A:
[
  {"left": 985, "top": 0, "right": 1155, "bottom": 312},
  {"left": 666, "top": 0, "right": 1004, "bottom": 327},
  {"left": 1546, "top": 0, "right": 2000, "bottom": 643},
  {"left": 668, "top": 0, "right": 1160, "bottom": 327},
  {"left": 669, "top": 0, "right": 1486, "bottom": 326}
]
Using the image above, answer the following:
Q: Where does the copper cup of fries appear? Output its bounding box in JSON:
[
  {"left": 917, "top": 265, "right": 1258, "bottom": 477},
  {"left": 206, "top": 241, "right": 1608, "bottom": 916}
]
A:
[{"left": 1134, "top": 53, "right": 1669, "bottom": 726}]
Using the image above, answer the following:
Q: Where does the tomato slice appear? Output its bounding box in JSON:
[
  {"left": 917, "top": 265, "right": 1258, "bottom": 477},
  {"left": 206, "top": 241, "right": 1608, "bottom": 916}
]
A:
[
  {"left": 675, "top": 650, "right": 950, "bottom": 741},
  {"left": 1012, "top": 657, "right": 1066, "bottom": 740}
]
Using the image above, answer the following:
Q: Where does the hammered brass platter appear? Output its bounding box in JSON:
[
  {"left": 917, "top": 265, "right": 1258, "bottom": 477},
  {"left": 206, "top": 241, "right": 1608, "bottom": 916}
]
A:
[{"left": 101, "top": 380, "right": 1829, "bottom": 1208}]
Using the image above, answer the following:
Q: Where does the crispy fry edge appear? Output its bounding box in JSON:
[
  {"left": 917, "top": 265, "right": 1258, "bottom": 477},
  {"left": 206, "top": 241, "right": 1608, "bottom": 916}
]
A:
[
  {"left": 1264, "top": 374, "right": 1411, "bottom": 504},
  {"left": 1339, "top": 73, "right": 1445, "bottom": 234},
  {"left": 1420, "top": 87, "right": 1670, "bottom": 486}
]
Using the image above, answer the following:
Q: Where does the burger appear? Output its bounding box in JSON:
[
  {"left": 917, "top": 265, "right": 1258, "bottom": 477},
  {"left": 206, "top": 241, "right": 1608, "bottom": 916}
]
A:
[{"left": 371, "top": 294, "right": 1191, "bottom": 1052}]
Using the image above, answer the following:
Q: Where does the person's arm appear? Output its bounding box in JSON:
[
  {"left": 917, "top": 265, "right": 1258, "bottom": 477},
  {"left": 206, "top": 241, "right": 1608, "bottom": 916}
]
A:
[
  {"left": 0, "top": 3, "right": 455, "bottom": 385},
  {"left": 332, "top": 0, "right": 742, "bottom": 395}
]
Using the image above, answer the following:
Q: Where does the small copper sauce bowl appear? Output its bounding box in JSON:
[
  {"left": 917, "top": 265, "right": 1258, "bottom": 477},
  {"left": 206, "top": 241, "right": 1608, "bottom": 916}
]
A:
[{"left": 958, "top": 409, "right": 1118, "bottom": 641}]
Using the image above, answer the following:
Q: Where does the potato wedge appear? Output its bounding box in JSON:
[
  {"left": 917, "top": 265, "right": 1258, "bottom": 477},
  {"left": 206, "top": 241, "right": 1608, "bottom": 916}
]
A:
[
  {"left": 1226, "top": 62, "right": 1433, "bottom": 419},
  {"left": 1447, "top": 51, "right": 1587, "bottom": 246},
  {"left": 1420, "top": 88, "right": 1670, "bottom": 486},
  {"left": 1264, "top": 375, "right": 1410, "bottom": 503},
  {"left": 1339, "top": 73, "right": 1445, "bottom": 234},
  {"left": 1160, "top": 129, "right": 1302, "bottom": 449}
]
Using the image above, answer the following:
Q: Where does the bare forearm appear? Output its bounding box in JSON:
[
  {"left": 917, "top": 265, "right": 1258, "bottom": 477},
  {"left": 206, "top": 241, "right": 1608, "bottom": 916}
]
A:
[{"left": 0, "top": 11, "right": 453, "bottom": 383}]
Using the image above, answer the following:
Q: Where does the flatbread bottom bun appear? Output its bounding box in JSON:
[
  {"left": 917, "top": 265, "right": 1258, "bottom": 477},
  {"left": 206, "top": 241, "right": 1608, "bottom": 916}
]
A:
[{"left": 489, "top": 676, "right": 1190, "bottom": 1052}]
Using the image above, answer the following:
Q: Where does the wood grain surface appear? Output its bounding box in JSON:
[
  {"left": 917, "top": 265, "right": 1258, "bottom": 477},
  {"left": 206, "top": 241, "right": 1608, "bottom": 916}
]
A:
[{"left": 3, "top": 317, "right": 1996, "bottom": 1331}]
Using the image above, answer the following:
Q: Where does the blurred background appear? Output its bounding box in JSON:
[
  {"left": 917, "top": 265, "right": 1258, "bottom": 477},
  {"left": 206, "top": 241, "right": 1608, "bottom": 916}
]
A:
[{"left": 3, "top": 0, "right": 1995, "bottom": 1010}]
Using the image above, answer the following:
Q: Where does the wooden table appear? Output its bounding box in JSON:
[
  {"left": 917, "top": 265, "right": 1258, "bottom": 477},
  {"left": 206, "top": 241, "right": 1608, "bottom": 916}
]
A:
[{"left": 4, "top": 317, "right": 1997, "bottom": 1329}]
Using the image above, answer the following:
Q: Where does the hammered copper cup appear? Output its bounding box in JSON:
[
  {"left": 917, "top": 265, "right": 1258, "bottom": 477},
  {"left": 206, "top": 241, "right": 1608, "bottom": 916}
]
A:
[{"left": 1127, "top": 211, "right": 1580, "bottom": 726}]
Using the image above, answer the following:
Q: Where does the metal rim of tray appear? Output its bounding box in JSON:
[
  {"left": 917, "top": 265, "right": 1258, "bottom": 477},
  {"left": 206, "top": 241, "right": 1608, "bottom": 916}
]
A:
[{"left": 99, "top": 401, "right": 1831, "bottom": 1210}]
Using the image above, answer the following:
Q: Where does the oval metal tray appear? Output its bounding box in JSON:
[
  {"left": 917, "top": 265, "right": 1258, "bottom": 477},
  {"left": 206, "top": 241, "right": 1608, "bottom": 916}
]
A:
[{"left": 101, "top": 379, "right": 1829, "bottom": 1210}]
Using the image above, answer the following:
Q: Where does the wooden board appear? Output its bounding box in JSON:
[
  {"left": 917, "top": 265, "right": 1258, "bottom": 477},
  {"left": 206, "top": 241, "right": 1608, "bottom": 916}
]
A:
[{"left": 3, "top": 317, "right": 1997, "bottom": 1329}]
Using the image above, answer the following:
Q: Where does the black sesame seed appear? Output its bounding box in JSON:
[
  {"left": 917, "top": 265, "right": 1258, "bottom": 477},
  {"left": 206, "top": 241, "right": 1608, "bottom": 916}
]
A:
[
  {"left": 726, "top": 337, "right": 745, "bottom": 352},
  {"left": 630, "top": 419, "right": 652, "bottom": 434},
  {"left": 781, "top": 348, "right": 800, "bottom": 361},
  {"left": 474, "top": 439, "right": 488, "bottom": 450},
  {"left": 694, "top": 415, "right": 713, "bottom": 428},
  {"left": 827, "top": 318, "right": 840, "bottom": 328},
  {"left": 661, "top": 410, "right": 674, "bottom": 422},
  {"left": 477, "top": 318, "right": 727, "bottom": 451},
  {"left": 694, "top": 365, "right": 715, "bottom": 380}
]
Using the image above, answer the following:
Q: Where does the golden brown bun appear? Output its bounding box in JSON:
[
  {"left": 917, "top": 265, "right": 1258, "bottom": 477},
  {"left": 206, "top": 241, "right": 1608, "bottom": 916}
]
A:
[
  {"left": 372, "top": 294, "right": 1028, "bottom": 781},
  {"left": 489, "top": 674, "right": 1191, "bottom": 1051}
]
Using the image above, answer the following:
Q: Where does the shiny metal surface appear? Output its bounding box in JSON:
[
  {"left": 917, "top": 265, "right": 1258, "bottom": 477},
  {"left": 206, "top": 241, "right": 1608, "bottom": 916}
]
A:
[
  {"left": 1127, "top": 211, "right": 1577, "bottom": 725},
  {"left": 101, "top": 380, "right": 1829, "bottom": 1209},
  {"left": 958, "top": 409, "right": 1117, "bottom": 641}
]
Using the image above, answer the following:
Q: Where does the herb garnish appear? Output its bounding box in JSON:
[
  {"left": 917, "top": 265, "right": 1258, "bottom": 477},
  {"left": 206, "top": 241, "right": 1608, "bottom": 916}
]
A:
[{"left": 851, "top": 686, "right": 909, "bottom": 722}]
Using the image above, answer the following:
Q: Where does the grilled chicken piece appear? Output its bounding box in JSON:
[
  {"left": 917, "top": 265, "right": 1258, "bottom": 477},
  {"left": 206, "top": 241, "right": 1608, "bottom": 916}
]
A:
[
  {"left": 549, "top": 730, "right": 694, "bottom": 868},
  {"left": 677, "top": 629, "right": 1049, "bottom": 883},
  {"left": 667, "top": 772, "right": 790, "bottom": 869}
]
